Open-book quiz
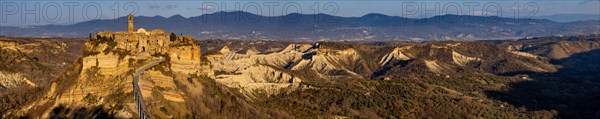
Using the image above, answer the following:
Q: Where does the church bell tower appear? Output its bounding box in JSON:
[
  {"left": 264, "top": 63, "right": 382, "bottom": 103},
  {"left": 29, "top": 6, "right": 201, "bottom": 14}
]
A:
[{"left": 128, "top": 13, "right": 134, "bottom": 32}]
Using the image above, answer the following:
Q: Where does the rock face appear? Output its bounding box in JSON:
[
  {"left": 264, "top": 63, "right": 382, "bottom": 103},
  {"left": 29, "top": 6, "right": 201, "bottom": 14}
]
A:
[
  {"left": 168, "top": 37, "right": 206, "bottom": 74},
  {"left": 0, "top": 37, "right": 85, "bottom": 118},
  {"left": 0, "top": 40, "right": 18, "bottom": 50},
  {"left": 423, "top": 60, "right": 444, "bottom": 73},
  {"left": 451, "top": 50, "right": 481, "bottom": 66},
  {"left": 503, "top": 35, "right": 600, "bottom": 59},
  {"left": 544, "top": 41, "right": 600, "bottom": 59},
  {"left": 39, "top": 42, "right": 204, "bottom": 118},
  {"left": 379, "top": 46, "right": 412, "bottom": 66},
  {"left": 292, "top": 48, "right": 366, "bottom": 78},
  {"left": 216, "top": 65, "right": 301, "bottom": 99},
  {"left": 0, "top": 71, "right": 36, "bottom": 89},
  {"left": 209, "top": 41, "right": 564, "bottom": 95},
  {"left": 371, "top": 41, "right": 561, "bottom": 77},
  {"left": 509, "top": 51, "right": 540, "bottom": 59},
  {"left": 81, "top": 53, "right": 129, "bottom": 76},
  {"left": 210, "top": 44, "right": 309, "bottom": 99},
  {"left": 140, "top": 70, "right": 185, "bottom": 102},
  {"left": 10, "top": 17, "right": 212, "bottom": 118}
]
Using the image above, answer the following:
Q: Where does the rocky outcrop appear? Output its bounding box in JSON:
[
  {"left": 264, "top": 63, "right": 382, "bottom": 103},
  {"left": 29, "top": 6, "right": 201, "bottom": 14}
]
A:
[
  {"left": 9, "top": 34, "right": 208, "bottom": 118},
  {"left": 210, "top": 44, "right": 309, "bottom": 98},
  {"left": 0, "top": 40, "right": 18, "bottom": 51},
  {"left": 0, "top": 38, "right": 83, "bottom": 89},
  {"left": 246, "top": 47, "right": 260, "bottom": 55},
  {"left": 140, "top": 70, "right": 185, "bottom": 102},
  {"left": 220, "top": 46, "right": 231, "bottom": 54},
  {"left": 379, "top": 46, "right": 412, "bottom": 66},
  {"left": 0, "top": 71, "right": 36, "bottom": 89},
  {"left": 545, "top": 41, "right": 600, "bottom": 59},
  {"left": 216, "top": 64, "right": 301, "bottom": 99},
  {"left": 509, "top": 51, "right": 540, "bottom": 59},
  {"left": 451, "top": 51, "right": 481, "bottom": 66},
  {"left": 504, "top": 35, "right": 600, "bottom": 59},
  {"left": 375, "top": 42, "right": 561, "bottom": 76},
  {"left": 278, "top": 44, "right": 313, "bottom": 53},
  {"left": 292, "top": 48, "right": 364, "bottom": 78},
  {"left": 81, "top": 53, "right": 130, "bottom": 76},
  {"left": 424, "top": 60, "right": 444, "bottom": 73},
  {"left": 213, "top": 52, "right": 303, "bottom": 73},
  {"left": 169, "top": 43, "right": 206, "bottom": 74}
]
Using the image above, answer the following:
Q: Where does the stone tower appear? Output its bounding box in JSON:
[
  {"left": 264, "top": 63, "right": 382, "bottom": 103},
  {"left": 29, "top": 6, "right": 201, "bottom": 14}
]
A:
[{"left": 128, "top": 13, "right": 134, "bottom": 32}]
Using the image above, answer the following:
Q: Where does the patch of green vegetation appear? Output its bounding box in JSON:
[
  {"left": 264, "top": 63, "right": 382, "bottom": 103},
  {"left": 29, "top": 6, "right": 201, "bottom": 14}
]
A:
[
  {"left": 83, "top": 93, "right": 100, "bottom": 105},
  {"left": 107, "top": 103, "right": 126, "bottom": 115},
  {"left": 113, "top": 49, "right": 129, "bottom": 60},
  {"left": 258, "top": 75, "right": 546, "bottom": 118},
  {"left": 189, "top": 74, "right": 223, "bottom": 98},
  {"left": 0, "top": 86, "right": 46, "bottom": 114},
  {"left": 136, "top": 59, "right": 147, "bottom": 64},
  {"left": 105, "top": 87, "right": 133, "bottom": 104},
  {"left": 85, "top": 66, "right": 101, "bottom": 80},
  {"left": 160, "top": 106, "right": 168, "bottom": 114},
  {"left": 170, "top": 32, "right": 177, "bottom": 41},
  {"left": 128, "top": 58, "right": 149, "bottom": 70},
  {"left": 213, "top": 70, "right": 242, "bottom": 75},
  {"left": 90, "top": 35, "right": 115, "bottom": 46},
  {"left": 83, "top": 51, "right": 100, "bottom": 57},
  {"left": 170, "top": 42, "right": 193, "bottom": 47},
  {"left": 155, "top": 86, "right": 171, "bottom": 91},
  {"left": 107, "top": 41, "right": 117, "bottom": 49},
  {"left": 127, "top": 58, "right": 135, "bottom": 68},
  {"left": 151, "top": 52, "right": 169, "bottom": 58},
  {"left": 0, "top": 49, "right": 51, "bottom": 72},
  {"left": 0, "top": 64, "right": 9, "bottom": 72},
  {"left": 153, "top": 61, "right": 173, "bottom": 77},
  {"left": 199, "top": 56, "right": 210, "bottom": 65},
  {"left": 103, "top": 47, "right": 111, "bottom": 55}
]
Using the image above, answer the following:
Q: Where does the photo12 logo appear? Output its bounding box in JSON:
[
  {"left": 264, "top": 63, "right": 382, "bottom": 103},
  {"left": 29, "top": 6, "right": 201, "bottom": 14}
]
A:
[
  {"left": 1, "top": 1, "right": 139, "bottom": 25},
  {"left": 399, "top": 1, "right": 539, "bottom": 22},
  {"left": 0, "top": 1, "right": 541, "bottom": 26}
]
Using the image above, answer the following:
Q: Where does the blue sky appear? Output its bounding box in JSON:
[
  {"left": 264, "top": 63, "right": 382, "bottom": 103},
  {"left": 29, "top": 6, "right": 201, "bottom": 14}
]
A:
[{"left": 1, "top": 0, "right": 599, "bottom": 26}]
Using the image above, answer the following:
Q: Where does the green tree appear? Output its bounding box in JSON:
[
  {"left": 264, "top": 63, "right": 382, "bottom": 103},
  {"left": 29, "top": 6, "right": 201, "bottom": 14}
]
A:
[
  {"left": 170, "top": 32, "right": 177, "bottom": 41},
  {"left": 107, "top": 41, "right": 117, "bottom": 49}
]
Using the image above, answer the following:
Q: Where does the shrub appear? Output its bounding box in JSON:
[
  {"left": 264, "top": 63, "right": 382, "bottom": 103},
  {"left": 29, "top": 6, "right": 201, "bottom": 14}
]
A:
[
  {"left": 107, "top": 41, "right": 117, "bottom": 49},
  {"left": 170, "top": 32, "right": 177, "bottom": 41},
  {"left": 83, "top": 93, "right": 100, "bottom": 105}
]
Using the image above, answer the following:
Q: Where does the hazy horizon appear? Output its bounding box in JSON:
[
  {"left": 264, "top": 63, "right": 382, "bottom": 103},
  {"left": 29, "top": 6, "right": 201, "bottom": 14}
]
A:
[
  {"left": 1, "top": 11, "right": 599, "bottom": 27},
  {"left": 1, "top": 0, "right": 599, "bottom": 26}
]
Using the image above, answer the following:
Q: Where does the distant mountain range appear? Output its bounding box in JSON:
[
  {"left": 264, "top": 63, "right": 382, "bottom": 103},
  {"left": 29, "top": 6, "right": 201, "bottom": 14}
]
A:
[
  {"left": 532, "top": 14, "right": 600, "bottom": 22},
  {"left": 1, "top": 11, "right": 599, "bottom": 41}
]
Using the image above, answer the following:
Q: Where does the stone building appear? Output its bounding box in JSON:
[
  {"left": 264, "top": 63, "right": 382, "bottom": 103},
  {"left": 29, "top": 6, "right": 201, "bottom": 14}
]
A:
[
  {"left": 93, "top": 13, "right": 201, "bottom": 58},
  {"left": 94, "top": 13, "right": 172, "bottom": 55}
]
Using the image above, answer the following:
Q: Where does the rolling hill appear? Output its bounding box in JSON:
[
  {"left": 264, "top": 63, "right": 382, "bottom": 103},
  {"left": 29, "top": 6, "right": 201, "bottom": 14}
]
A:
[{"left": 1, "top": 11, "right": 599, "bottom": 41}]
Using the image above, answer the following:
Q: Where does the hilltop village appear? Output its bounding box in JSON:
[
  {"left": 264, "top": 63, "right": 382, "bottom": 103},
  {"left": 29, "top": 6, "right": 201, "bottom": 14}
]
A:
[
  {"left": 20, "top": 14, "right": 213, "bottom": 118},
  {"left": 88, "top": 14, "right": 204, "bottom": 74}
]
